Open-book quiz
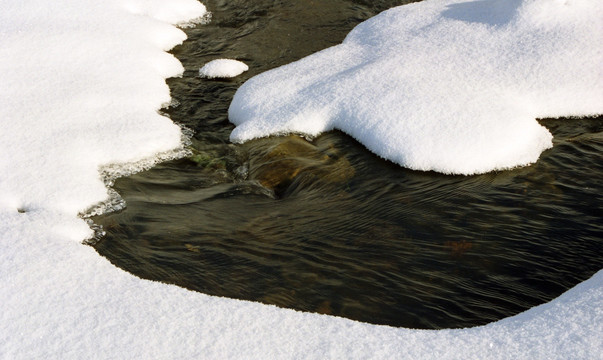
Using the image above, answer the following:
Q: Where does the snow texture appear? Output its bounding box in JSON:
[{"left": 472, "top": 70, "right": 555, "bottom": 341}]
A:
[
  {"left": 0, "top": 0, "right": 601, "bottom": 359},
  {"left": 200, "top": 59, "right": 249, "bottom": 78},
  {"left": 229, "top": 0, "right": 603, "bottom": 175}
]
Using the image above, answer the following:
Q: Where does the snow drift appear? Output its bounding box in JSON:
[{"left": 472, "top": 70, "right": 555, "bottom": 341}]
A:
[{"left": 229, "top": 0, "right": 603, "bottom": 175}]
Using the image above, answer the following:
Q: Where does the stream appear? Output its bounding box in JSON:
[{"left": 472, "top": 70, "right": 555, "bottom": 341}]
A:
[{"left": 91, "top": 0, "right": 603, "bottom": 329}]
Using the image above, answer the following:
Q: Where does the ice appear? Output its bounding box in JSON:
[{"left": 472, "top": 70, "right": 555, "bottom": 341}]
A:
[
  {"left": 1, "top": 0, "right": 601, "bottom": 358},
  {"left": 199, "top": 59, "right": 249, "bottom": 78},
  {"left": 229, "top": 0, "right": 603, "bottom": 175}
]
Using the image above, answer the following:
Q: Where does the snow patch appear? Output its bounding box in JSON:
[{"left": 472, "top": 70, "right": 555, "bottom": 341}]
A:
[{"left": 200, "top": 59, "right": 249, "bottom": 79}]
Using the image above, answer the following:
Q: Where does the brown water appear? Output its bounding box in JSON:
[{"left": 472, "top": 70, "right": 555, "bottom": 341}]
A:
[{"left": 91, "top": 0, "right": 603, "bottom": 329}]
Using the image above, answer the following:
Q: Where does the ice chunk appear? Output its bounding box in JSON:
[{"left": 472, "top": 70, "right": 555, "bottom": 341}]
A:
[
  {"left": 200, "top": 59, "right": 249, "bottom": 79},
  {"left": 229, "top": 0, "right": 603, "bottom": 175}
]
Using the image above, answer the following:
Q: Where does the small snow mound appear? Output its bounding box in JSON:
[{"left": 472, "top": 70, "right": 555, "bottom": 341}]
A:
[{"left": 199, "top": 59, "right": 248, "bottom": 79}]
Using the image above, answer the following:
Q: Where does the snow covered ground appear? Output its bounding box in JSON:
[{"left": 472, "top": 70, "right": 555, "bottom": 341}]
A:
[{"left": 0, "top": 0, "right": 601, "bottom": 358}]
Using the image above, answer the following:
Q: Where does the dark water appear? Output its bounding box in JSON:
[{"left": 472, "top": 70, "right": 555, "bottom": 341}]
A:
[{"left": 91, "top": 0, "right": 603, "bottom": 329}]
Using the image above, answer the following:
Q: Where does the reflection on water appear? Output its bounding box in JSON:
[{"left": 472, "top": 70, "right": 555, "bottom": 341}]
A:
[{"left": 91, "top": 0, "right": 603, "bottom": 329}]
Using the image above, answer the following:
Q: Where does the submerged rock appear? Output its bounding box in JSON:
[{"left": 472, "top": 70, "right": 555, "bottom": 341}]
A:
[{"left": 248, "top": 135, "right": 355, "bottom": 197}]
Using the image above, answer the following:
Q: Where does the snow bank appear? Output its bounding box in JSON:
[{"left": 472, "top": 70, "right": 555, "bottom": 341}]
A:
[
  {"left": 1, "top": 0, "right": 601, "bottom": 358},
  {"left": 200, "top": 59, "right": 249, "bottom": 78},
  {"left": 0, "top": 0, "right": 208, "bottom": 215},
  {"left": 229, "top": 0, "right": 603, "bottom": 175}
]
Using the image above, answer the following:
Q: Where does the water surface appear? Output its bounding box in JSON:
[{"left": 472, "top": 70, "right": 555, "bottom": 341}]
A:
[{"left": 91, "top": 0, "right": 602, "bottom": 329}]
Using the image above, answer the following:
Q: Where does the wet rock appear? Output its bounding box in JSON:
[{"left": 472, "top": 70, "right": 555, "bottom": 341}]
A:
[
  {"left": 249, "top": 135, "right": 355, "bottom": 196},
  {"left": 234, "top": 164, "right": 249, "bottom": 180}
]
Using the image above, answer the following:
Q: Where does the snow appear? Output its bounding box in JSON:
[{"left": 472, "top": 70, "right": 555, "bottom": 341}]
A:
[
  {"left": 200, "top": 59, "right": 249, "bottom": 78},
  {"left": 229, "top": 0, "right": 603, "bottom": 175},
  {"left": 0, "top": 0, "right": 601, "bottom": 359}
]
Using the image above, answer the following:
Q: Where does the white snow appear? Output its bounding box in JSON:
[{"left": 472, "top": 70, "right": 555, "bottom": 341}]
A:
[
  {"left": 199, "top": 59, "right": 249, "bottom": 78},
  {"left": 229, "top": 0, "right": 603, "bottom": 175},
  {"left": 0, "top": 0, "right": 601, "bottom": 359}
]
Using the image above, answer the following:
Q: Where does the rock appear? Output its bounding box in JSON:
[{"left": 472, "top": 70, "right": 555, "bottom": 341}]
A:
[{"left": 249, "top": 135, "right": 355, "bottom": 196}]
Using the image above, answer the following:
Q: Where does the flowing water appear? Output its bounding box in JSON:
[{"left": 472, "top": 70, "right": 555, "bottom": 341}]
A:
[{"left": 91, "top": 0, "right": 603, "bottom": 329}]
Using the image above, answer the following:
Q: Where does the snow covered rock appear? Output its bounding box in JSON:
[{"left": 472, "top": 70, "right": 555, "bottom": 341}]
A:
[
  {"left": 200, "top": 59, "right": 249, "bottom": 78},
  {"left": 229, "top": 0, "right": 603, "bottom": 175}
]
